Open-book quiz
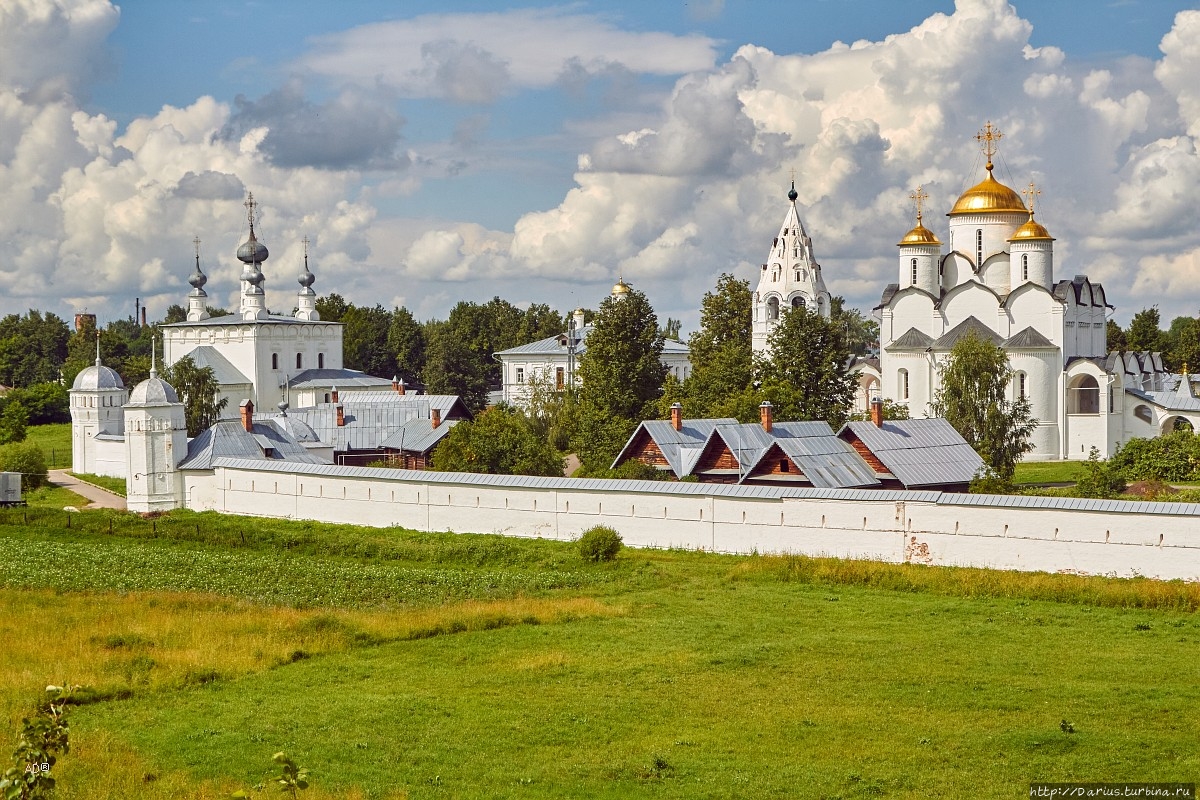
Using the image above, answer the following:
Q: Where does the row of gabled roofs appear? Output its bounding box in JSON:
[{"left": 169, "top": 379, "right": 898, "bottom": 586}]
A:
[{"left": 612, "top": 404, "right": 984, "bottom": 491}]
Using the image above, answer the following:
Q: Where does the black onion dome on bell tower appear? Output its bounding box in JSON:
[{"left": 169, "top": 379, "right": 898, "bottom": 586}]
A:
[
  {"left": 788, "top": 180, "right": 798, "bottom": 203},
  {"left": 188, "top": 237, "right": 208, "bottom": 290},
  {"left": 298, "top": 236, "right": 315, "bottom": 288}
]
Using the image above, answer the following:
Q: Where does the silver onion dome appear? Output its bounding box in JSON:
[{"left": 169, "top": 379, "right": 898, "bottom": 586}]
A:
[{"left": 237, "top": 232, "right": 269, "bottom": 265}]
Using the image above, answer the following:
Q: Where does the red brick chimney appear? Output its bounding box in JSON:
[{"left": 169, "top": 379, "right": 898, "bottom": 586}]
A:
[
  {"left": 330, "top": 386, "right": 339, "bottom": 404},
  {"left": 870, "top": 396, "right": 885, "bottom": 428},
  {"left": 140, "top": 306, "right": 147, "bottom": 328},
  {"left": 669, "top": 402, "right": 682, "bottom": 431},
  {"left": 392, "top": 375, "right": 400, "bottom": 393},
  {"left": 335, "top": 404, "right": 345, "bottom": 427},
  {"left": 397, "top": 378, "right": 406, "bottom": 396},
  {"left": 239, "top": 399, "right": 254, "bottom": 432},
  {"left": 431, "top": 408, "right": 442, "bottom": 429},
  {"left": 759, "top": 400, "right": 773, "bottom": 433}
]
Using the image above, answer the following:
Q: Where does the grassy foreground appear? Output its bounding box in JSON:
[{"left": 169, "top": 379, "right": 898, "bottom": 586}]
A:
[{"left": 1, "top": 511, "right": 1197, "bottom": 799}]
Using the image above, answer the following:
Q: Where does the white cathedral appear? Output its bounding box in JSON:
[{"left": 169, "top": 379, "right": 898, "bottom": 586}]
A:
[{"left": 755, "top": 123, "right": 1200, "bottom": 461}]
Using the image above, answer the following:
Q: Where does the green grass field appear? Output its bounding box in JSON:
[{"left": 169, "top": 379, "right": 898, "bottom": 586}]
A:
[
  {"left": 24, "top": 422, "right": 72, "bottom": 468},
  {"left": 1, "top": 511, "right": 1197, "bottom": 799},
  {"left": 1012, "top": 460, "right": 1085, "bottom": 485}
]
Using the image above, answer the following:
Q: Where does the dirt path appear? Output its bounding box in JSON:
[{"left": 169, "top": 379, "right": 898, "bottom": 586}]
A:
[{"left": 48, "top": 470, "right": 126, "bottom": 511}]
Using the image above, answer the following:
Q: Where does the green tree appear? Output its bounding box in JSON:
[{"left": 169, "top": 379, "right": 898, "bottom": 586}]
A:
[
  {"left": 1106, "top": 319, "right": 1127, "bottom": 352},
  {"left": 930, "top": 332, "right": 1038, "bottom": 480},
  {"left": 315, "top": 293, "right": 350, "bottom": 323},
  {"left": 421, "top": 319, "right": 491, "bottom": 413},
  {"left": 848, "top": 398, "right": 910, "bottom": 422},
  {"left": 431, "top": 407, "right": 563, "bottom": 476},
  {"left": 387, "top": 307, "right": 426, "bottom": 385},
  {"left": 576, "top": 288, "right": 666, "bottom": 470},
  {"left": 0, "top": 310, "right": 70, "bottom": 387},
  {"left": 162, "top": 356, "right": 228, "bottom": 436},
  {"left": 684, "top": 274, "right": 752, "bottom": 417},
  {"left": 0, "top": 400, "right": 28, "bottom": 445},
  {"left": 1126, "top": 307, "right": 1167, "bottom": 353},
  {"left": 0, "top": 383, "right": 69, "bottom": 425},
  {"left": 1074, "top": 447, "right": 1126, "bottom": 499},
  {"left": 831, "top": 296, "right": 880, "bottom": 357},
  {"left": 659, "top": 317, "right": 683, "bottom": 342},
  {"left": 0, "top": 441, "right": 48, "bottom": 488},
  {"left": 758, "top": 305, "right": 857, "bottom": 428},
  {"left": 1167, "top": 316, "right": 1200, "bottom": 373},
  {"left": 341, "top": 304, "right": 393, "bottom": 377}
]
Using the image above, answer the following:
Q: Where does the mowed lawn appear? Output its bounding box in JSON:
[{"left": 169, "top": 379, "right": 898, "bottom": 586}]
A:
[{"left": 1, "top": 512, "right": 1197, "bottom": 799}]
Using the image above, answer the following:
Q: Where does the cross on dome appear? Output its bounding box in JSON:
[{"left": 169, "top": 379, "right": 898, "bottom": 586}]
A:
[
  {"left": 244, "top": 192, "right": 258, "bottom": 237},
  {"left": 910, "top": 185, "right": 929, "bottom": 224},
  {"left": 1022, "top": 182, "right": 1041, "bottom": 216},
  {"left": 975, "top": 121, "right": 1003, "bottom": 170}
]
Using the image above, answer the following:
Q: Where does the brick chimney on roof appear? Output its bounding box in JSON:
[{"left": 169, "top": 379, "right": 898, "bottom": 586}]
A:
[
  {"left": 397, "top": 378, "right": 406, "bottom": 396},
  {"left": 239, "top": 399, "right": 254, "bottom": 432},
  {"left": 759, "top": 400, "right": 773, "bottom": 433},
  {"left": 870, "top": 396, "right": 884, "bottom": 428},
  {"left": 431, "top": 408, "right": 442, "bottom": 429},
  {"left": 336, "top": 404, "right": 345, "bottom": 427},
  {"left": 330, "top": 386, "right": 339, "bottom": 404},
  {"left": 669, "top": 402, "right": 682, "bottom": 431}
]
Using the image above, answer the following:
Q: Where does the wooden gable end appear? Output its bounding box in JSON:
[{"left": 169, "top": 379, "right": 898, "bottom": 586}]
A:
[
  {"left": 628, "top": 428, "right": 671, "bottom": 469},
  {"left": 840, "top": 431, "right": 889, "bottom": 474},
  {"left": 746, "top": 443, "right": 805, "bottom": 479}
]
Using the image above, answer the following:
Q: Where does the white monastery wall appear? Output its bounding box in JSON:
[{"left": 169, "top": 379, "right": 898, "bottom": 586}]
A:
[{"left": 187, "top": 461, "right": 1200, "bottom": 581}]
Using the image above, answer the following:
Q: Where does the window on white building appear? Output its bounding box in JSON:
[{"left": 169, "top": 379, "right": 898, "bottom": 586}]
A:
[
  {"left": 792, "top": 296, "right": 806, "bottom": 310},
  {"left": 516, "top": 367, "right": 525, "bottom": 384},
  {"left": 1067, "top": 375, "right": 1100, "bottom": 414},
  {"left": 911, "top": 258, "right": 918, "bottom": 286},
  {"left": 976, "top": 229, "right": 983, "bottom": 267},
  {"left": 767, "top": 296, "right": 780, "bottom": 321},
  {"left": 296, "top": 353, "right": 303, "bottom": 370},
  {"left": 555, "top": 367, "right": 565, "bottom": 390},
  {"left": 272, "top": 353, "right": 279, "bottom": 370},
  {"left": 898, "top": 368, "right": 909, "bottom": 400},
  {"left": 1017, "top": 371, "right": 1027, "bottom": 399},
  {"left": 1021, "top": 254, "right": 1029, "bottom": 282},
  {"left": 318, "top": 353, "right": 325, "bottom": 369}
]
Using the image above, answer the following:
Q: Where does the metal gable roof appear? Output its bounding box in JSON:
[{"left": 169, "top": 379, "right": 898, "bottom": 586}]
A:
[
  {"left": 178, "top": 419, "right": 328, "bottom": 470},
  {"left": 886, "top": 327, "right": 935, "bottom": 351},
  {"left": 378, "top": 419, "right": 457, "bottom": 454},
  {"left": 1003, "top": 326, "right": 1056, "bottom": 349},
  {"left": 610, "top": 418, "right": 737, "bottom": 476},
  {"left": 495, "top": 325, "right": 689, "bottom": 360},
  {"left": 769, "top": 438, "right": 881, "bottom": 489},
  {"left": 840, "top": 419, "right": 984, "bottom": 487},
  {"left": 286, "top": 369, "right": 395, "bottom": 390},
  {"left": 181, "top": 346, "right": 252, "bottom": 386},
  {"left": 932, "top": 316, "right": 1003, "bottom": 349}
]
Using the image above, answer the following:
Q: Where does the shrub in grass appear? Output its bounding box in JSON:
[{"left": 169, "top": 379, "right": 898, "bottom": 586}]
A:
[
  {"left": 1074, "top": 447, "right": 1126, "bottom": 499},
  {"left": 0, "top": 441, "right": 48, "bottom": 489},
  {"left": 969, "top": 466, "right": 1014, "bottom": 495},
  {"left": 578, "top": 526, "right": 622, "bottom": 562}
]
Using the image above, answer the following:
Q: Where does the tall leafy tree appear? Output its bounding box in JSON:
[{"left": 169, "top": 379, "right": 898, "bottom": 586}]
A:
[
  {"left": 831, "top": 296, "right": 880, "bottom": 357},
  {"left": 1126, "top": 306, "right": 1167, "bottom": 353},
  {"left": 758, "top": 305, "right": 857, "bottom": 428},
  {"left": 387, "top": 307, "right": 426, "bottom": 385},
  {"left": 421, "top": 319, "right": 491, "bottom": 413},
  {"left": 430, "top": 407, "right": 563, "bottom": 476},
  {"left": 1170, "top": 316, "right": 1200, "bottom": 374},
  {"left": 576, "top": 287, "right": 666, "bottom": 470},
  {"left": 930, "top": 332, "right": 1037, "bottom": 480},
  {"left": 315, "top": 293, "right": 350, "bottom": 323},
  {"left": 1106, "top": 319, "right": 1128, "bottom": 352},
  {"left": 684, "top": 274, "right": 753, "bottom": 417},
  {"left": 0, "top": 310, "right": 70, "bottom": 387},
  {"left": 162, "top": 356, "right": 228, "bottom": 436},
  {"left": 341, "top": 304, "right": 394, "bottom": 376}
]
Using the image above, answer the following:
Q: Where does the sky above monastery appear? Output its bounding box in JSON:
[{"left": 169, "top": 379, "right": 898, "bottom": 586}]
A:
[{"left": 3, "top": 0, "right": 1200, "bottom": 331}]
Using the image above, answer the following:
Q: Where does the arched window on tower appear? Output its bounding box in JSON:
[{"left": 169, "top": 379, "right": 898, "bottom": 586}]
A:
[
  {"left": 1021, "top": 254, "right": 1029, "bottom": 282},
  {"left": 767, "top": 296, "right": 780, "bottom": 321},
  {"left": 296, "top": 353, "right": 303, "bottom": 370},
  {"left": 911, "top": 258, "right": 918, "bottom": 286},
  {"left": 898, "top": 369, "right": 910, "bottom": 400},
  {"left": 976, "top": 229, "right": 983, "bottom": 268},
  {"left": 271, "top": 353, "right": 279, "bottom": 370},
  {"left": 1016, "top": 371, "right": 1027, "bottom": 400},
  {"left": 318, "top": 352, "right": 325, "bottom": 369},
  {"left": 792, "top": 296, "right": 806, "bottom": 310}
]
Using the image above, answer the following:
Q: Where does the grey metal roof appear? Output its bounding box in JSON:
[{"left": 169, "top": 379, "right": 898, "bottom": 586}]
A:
[
  {"left": 932, "top": 316, "right": 1003, "bottom": 349},
  {"left": 610, "top": 418, "right": 737, "bottom": 476},
  {"left": 495, "top": 325, "right": 688, "bottom": 359},
  {"left": 286, "top": 396, "right": 467, "bottom": 452},
  {"left": 330, "top": 392, "right": 470, "bottom": 418},
  {"left": 378, "top": 418, "right": 457, "bottom": 454},
  {"left": 181, "top": 346, "right": 251, "bottom": 386},
  {"left": 875, "top": 282, "right": 900, "bottom": 310},
  {"left": 768, "top": 437, "right": 881, "bottom": 489},
  {"left": 163, "top": 314, "right": 339, "bottom": 328},
  {"left": 886, "top": 327, "right": 934, "bottom": 351},
  {"left": 839, "top": 419, "right": 984, "bottom": 488},
  {"left": 1133, "top": 387, "right": 1200, "bottom": 413},
  {"left": 204, "top": 458, "right": 1200, "bottom": 517},
  {"left": 71, "top": 363, "right": 124, "bottom": 391},
  {"left": 287, "top": 369, "right": 394, "bottom": 390},
  {"left": 1003, "top": 326, "right": 1056, "bottom": 349},
  {"left": 178, "top": 419, "right": 329, "bottom": 470},
  {"left": 128, "top": 375, "right": 180, "bottom": 406}
]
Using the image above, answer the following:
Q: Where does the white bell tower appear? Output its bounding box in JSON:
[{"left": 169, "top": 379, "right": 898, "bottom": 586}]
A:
[{"left": 124, "top": 342, "right": 187, "bottom": 513}]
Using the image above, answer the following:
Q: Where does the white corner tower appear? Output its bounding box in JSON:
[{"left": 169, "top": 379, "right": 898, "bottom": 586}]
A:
[
  {"left": 1007, "top": 182, "right": 1055, "bottom": 289},
  {"left": 752, "top": 178, "right": 831, "bottom": 354},
  {"left": 295, "top": 236, "right": 320, "bottom": 321},
  {"left": 238, "top": 192, "right": 269, "bottom": 321},
  {"left": 124, "top": 342, "right": 187, "bottom": 513},
  {"left": 69, "top": 334, "right": 128, "bottom": 476}
]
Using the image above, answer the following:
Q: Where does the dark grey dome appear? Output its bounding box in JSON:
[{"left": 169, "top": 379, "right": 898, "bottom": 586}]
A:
[
  {"left": 189, "top": 262, "right": 208, "bottom": 289},
  {"left": 298, "top": 261, "right": 315, "bottom": 288},
  {"left": 72, "top": 364, "right": 125, "bottom": 392},
  {"left": 237, "top": 233, "right": 269, "bottom": 264}
]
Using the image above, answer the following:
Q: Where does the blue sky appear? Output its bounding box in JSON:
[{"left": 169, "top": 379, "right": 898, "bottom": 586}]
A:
[{"left": 3, "top": 0, "right": 1200, "bottom": 330}]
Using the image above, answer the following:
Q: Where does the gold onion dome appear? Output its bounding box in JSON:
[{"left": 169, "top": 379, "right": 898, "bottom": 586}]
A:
[
  {"left": 1009, "top": 216, "right": 1054, "bottom": 242},
  {"left": 897, "top": 223, "right": 941, "bottom": 246},
  {"left": 611, "top": 278, "right": 631, "bottom": 296},
  {"left": 948, "top": 167, "right": 1027, "bottom": 216}
]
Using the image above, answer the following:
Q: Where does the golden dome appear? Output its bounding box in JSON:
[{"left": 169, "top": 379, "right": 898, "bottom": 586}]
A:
[
  {"left": 1008, "top": 216, "right": 1054, "bottom": 242},
  {"left": 897, "top": 223, "right": 941, "bottom": 246},
  {"left": 611, "top": 278, "right": 631, "bottom": 296},
  {"left": 948, "top": 168, "right": 1027, "bottom": 216}
]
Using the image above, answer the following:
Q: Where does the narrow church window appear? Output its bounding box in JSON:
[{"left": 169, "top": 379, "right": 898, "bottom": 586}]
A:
[
  {"left": 1022, "top": 254, "right": 1029, "bottom": 281},
  {"left": 318, "top": 353, "right": 325, "bottom": 369},
  {"left": 898, "top": 369, "right": 909, "bottom": 400},
  {"left": 1017, "top": 372, "right": 1027, "bottom": 399},
  {"left": 976, "top": 229, "right": 983, "bottom": 267},
  {"left": 296, "top": 353, "right": 303, "bottom": 369},
  {"left": 795, "top": 270, "right": 801, "bottom": 282},
  {"left": 556, "top": 367, "right": 565, "bottom": 390},
  {"left": 272, "top": 353, "right": 278, "bottom": 370},
  {"left": 911, "top": 258, "right": 918, "bottom": 285}
]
